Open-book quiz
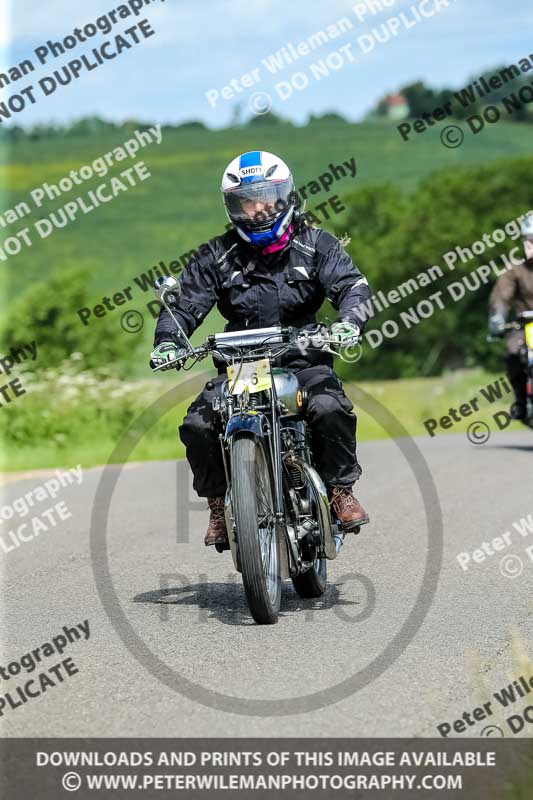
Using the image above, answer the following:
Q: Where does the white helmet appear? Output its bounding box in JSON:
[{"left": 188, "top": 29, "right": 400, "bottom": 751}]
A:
[
  {"left": 521, "top": 212, "right": 533, "bottom": 260},
  {"left": 221, "top": 150, "right": 297, "bottom": 247}
]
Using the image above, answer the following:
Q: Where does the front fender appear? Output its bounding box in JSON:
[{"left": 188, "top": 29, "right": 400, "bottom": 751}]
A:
[
  {"left": 225, "top": 412, "right": 272, "bottom": 576},
  {"left": 225, "top": 411, "right": 269, "bottom": 439}
]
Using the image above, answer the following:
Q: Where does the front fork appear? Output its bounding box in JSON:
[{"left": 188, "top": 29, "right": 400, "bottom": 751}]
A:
[
  {"left": 218, "top": 391, "right": 300, "bottom": 576},
  {"left": 266, "top": 391, "right": 301, "bottom": 577},
  {"left": 267, "top": 385, "right": 287, "bottom": 530}
]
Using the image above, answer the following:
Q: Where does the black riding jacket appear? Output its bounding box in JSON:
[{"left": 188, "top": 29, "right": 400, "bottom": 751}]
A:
[{"left": 154, "top": 225, "right": 373, "bottom": 372}]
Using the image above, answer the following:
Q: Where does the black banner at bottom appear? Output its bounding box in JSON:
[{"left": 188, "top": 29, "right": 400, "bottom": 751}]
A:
[{"left": 0, "top": 738, "right": 532, "bottom": 799}]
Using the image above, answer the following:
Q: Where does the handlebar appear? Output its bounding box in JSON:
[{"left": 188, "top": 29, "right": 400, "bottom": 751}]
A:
[
  {"left": 151, "top": 276, "right": 360, "bottom": 373},
  {"left": 154, "top": 324, "right": 355, "bottom": 372},
  {"left": 487, "top": 312, "right": 533, "bottom": 342},
  {"left": 210, "top": 325, "right": 287, "bottom": 349}
]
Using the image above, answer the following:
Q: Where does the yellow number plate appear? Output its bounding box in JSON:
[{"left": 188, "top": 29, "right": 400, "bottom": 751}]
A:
[
  {"left": 227, "top": 359, "right": 272, "bottom": 395},
  {"left": 525, "top": 322, "right": 533, "bottom": 348}
]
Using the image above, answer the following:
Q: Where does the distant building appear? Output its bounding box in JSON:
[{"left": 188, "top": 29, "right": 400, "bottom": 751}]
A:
[{"left": 385, "top": 93, "right": 409, "bottom": 120}]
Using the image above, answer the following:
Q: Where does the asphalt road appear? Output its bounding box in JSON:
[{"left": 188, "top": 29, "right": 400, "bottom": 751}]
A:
[{"left": 1, "top": 431, "right": 532, "bottom": 738}]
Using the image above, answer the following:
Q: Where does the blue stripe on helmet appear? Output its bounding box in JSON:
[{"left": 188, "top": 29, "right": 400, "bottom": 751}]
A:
[{"left": 239, "top": 151, "right": 262, "bottom": 169}]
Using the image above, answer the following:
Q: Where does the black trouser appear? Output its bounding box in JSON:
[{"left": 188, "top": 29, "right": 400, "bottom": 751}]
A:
[
  {"left": 506, "top": 353, "right": 527, "bottom": 407},
  {"left": 505, "top": 330, "right": 527, "bottom": 407},
  {"left": 179, "top": 365, "right": 361, "bottom": 498}
]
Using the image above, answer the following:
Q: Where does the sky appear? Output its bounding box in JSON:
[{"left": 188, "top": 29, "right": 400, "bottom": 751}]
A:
[{"left": 1, "top": 0, "right": 532, "bottom": 128}]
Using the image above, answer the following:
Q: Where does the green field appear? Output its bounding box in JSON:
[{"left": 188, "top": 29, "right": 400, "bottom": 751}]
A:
[
  {"left": 3, "top": 118, "right": 533, "bottom": 365},
  {"left": 1, "top": 364, "right": 525, "bottom": 473},
  {"left": 2, "top": 118, "right": 532, "bottom": 470}
]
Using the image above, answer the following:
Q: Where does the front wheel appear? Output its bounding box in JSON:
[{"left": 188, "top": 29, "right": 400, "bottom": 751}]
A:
[{"left": 232, "top": 434, "right": 281, "bottom": 624}]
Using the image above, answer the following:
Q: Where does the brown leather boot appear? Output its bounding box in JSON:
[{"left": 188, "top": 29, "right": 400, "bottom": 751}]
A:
[
  {"left": 204, "top": 497, "right": 229, "bottom": 546},
  {"left": 330, "top": 486, "right": 369, "bottom": 531}
]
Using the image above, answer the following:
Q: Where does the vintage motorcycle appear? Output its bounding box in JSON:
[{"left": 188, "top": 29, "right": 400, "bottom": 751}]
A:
[
  {"left": 153, "top": 276, "right": 360, "bottom": 624},
  {"left": 503, "top": 310, "right": 533, "bottom": 428}
]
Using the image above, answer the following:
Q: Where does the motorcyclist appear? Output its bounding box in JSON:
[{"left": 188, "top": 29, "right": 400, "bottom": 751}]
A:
[
  {"left": 489, "top": 212, "right": 533, "bottom": 420},
  {"left": 150, "top": 151, "right": 374, "bottom": 546}
]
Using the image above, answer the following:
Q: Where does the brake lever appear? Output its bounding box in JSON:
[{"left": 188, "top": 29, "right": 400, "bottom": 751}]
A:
[
  {"left": 152, "top": 345, "right": 211, "bottom": 373},
  {"left": 292, "top": 332, "right": 339, "bottom": 352},
  {"left": 152, "top": 357, "right": 186, "bottom": 372}
]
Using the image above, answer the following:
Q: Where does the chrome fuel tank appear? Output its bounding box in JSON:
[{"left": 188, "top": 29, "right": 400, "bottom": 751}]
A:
[{"left": 272, "top": 369, "right": 304, "bottom": 415}]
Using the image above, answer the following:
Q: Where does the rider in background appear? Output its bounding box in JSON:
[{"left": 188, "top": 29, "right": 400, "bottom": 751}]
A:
[
  {"left": 150, "top": 151, "right": 373, "bottom": 546},
  {"left": 489, "top": 212, "right": 533, "bottom": 420}
]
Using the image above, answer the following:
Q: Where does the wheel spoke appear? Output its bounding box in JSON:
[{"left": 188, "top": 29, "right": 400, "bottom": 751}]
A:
[
  {"left": 261, "top": 527, "right": 274, "bottom": 584},
  {"left": 256, "top": 472, "right": 269, "bottom": 512},
  {"left": 253, "top": 443, "right": 278, "bottom": 604},
  {"left": 257, "top": 472, "right": 274, "bottom": 576},
  {"left": 261, "top": 535, "right": 270, "bottom": 574}
]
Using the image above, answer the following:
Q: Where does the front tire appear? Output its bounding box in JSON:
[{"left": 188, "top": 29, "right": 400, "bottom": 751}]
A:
[{"left": 232, "top": 435, "right": 281, "bottom": 624}]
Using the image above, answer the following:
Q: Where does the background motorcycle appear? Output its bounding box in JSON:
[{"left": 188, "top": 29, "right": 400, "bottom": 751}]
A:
[
  {"left": 153, "top": 276, "right": 359, "bottom": 624},
  {"left": 494, "top": 311, "right": 533, "bottom": 429}
]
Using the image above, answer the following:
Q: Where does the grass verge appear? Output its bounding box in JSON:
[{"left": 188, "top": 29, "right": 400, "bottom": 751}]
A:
[{"left": 1, "top": 362, "right": 524, "bottom": 474}]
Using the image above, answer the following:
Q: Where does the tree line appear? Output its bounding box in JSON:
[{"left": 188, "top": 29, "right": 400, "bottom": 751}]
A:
[
  {"left": 335, "top": 156, "right": 533, "bottom": 379},
  {"left": 371, "top": 65, "right": 533, "bottom": 123}
]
